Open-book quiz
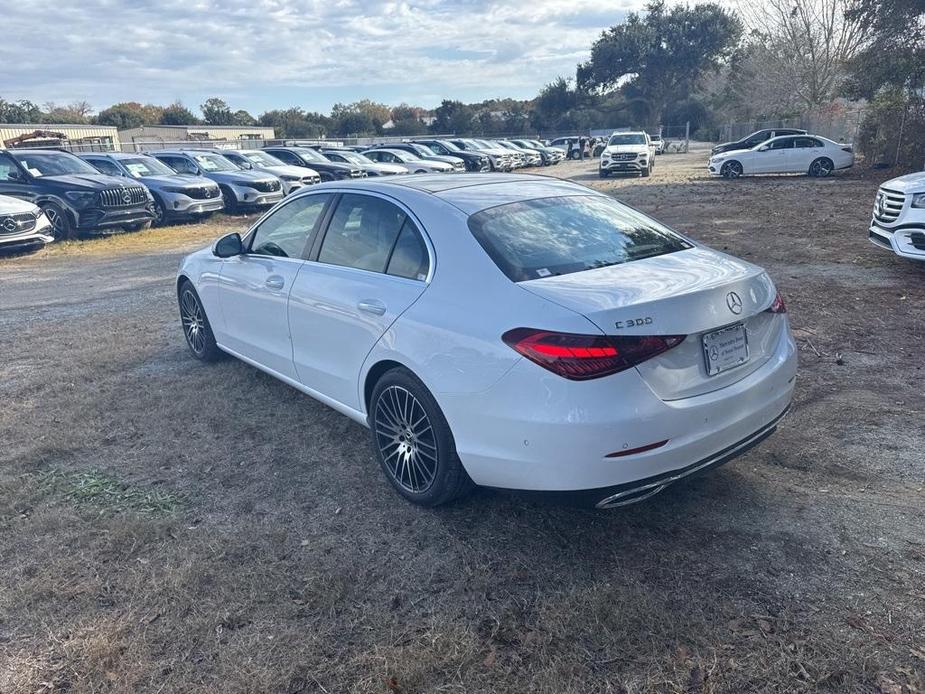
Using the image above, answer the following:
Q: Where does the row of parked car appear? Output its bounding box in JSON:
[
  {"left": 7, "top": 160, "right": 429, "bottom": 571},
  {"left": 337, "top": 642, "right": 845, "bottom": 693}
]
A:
[{"left": 0, "top": 137, "right": 567, "bottom": 253}]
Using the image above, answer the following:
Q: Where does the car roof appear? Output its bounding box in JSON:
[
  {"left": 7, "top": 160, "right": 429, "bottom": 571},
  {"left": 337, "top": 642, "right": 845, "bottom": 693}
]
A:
[{"left": 292, "top": 173, "right": 595, "bottom": 215}]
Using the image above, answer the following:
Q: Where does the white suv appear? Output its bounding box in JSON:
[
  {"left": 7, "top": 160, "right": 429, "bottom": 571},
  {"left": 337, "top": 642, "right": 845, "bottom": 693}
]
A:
[
  {"left": 0, "top": 194, "right": 54, "bottom": 253},
  {"left": 599, "top": 132, "right": 654, "bottom": 178},
  {"left": 868, "top": 171, "right": 925, "bottom": 261}
]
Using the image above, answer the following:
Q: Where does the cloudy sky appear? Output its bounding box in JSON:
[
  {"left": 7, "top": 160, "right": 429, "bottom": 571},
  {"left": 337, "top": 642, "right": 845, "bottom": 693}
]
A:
[{"left": 0, "top": 0, "right": 645, "bottom": 115}]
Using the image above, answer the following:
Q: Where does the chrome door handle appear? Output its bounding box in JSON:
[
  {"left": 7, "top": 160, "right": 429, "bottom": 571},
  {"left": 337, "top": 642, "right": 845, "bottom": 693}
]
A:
[
  {"left": 265, "top": 275, "right": 285, "bottom": 290},
  {"left": 357, "top": 299, "right": 386, "bottom": 316}
]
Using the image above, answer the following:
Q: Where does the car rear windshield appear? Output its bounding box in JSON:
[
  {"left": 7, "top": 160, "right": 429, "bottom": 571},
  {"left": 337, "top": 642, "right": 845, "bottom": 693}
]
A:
[{"left": 467, "top": 195, "right": 693, "bottom": 282}]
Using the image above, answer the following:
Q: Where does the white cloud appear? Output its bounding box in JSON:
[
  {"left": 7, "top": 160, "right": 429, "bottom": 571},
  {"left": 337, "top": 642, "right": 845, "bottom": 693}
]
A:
[{"left": 0, "top": 0, "right": 648, "bottom": 114}]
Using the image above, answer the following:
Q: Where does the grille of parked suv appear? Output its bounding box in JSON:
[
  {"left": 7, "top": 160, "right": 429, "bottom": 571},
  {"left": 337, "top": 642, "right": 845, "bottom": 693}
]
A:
[
  {"left": 100, "top": 186, "right": 148, "bottom": 207},
  {"left": 611, "top": 153, "right": 637, "bottom": 162},
  {"left": 252, "top": 179, "right": 282, "bottom": 193},
  {"left": 873, "top": 187, "right": 905, "bottom": 224},
  {"left": 186, "top": 186, "right": 220, "bottom": 200},
  {"left": 0, "top": 212, "right": 36, "bottom": 235}
]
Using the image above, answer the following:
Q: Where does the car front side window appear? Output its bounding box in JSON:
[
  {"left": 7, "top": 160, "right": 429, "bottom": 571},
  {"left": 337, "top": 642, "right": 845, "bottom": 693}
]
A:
[
  {"left": 317, "top": 194, "right": 408, "bottom": 273},
  {"left": 249, "top": 194, "right": 331, "bottom": 259}
]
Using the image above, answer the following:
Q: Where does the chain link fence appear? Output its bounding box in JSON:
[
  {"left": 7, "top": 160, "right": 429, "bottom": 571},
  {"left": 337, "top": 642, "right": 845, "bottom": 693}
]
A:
[{"left": 719, "top": 106, "right": 867, "bottom": 145}]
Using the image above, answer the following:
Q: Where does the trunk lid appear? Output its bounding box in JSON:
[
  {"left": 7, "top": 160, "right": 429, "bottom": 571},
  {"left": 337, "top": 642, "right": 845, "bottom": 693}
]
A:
[{"left": 520, "top": 247, "right": 783, "bottom": 400}]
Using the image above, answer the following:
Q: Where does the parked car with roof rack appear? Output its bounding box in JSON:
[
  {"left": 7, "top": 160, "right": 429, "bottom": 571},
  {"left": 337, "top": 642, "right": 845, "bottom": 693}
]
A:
[
  {"left": 411, "top": 139, "right": 490, "bottom": 172},
  {"left": 0, "top": 194, "right": 53, "bottom": 252},
  {"left": 494, "top": 140, "right": 542, "bottom": 167},
  {"left": 214, "top": 149, "right": 321, "bottom": 196},
  {"left": 261, "top": 146, "right": 365, "bottom": 182},
  {"left": 0, "top": 148, "right": 154, "bottom": 239},
  {"left": 711, "top": 128, "right": 807, "bottom": 156},
  {"left": 868, "top": 171, "right": 925, "bottom": 262},
  {"left": 79, "top": 152, "right": 223, "bottom": 226},
  {"left": 599, "top": 132, "right": 654, "bottom": 178},
  {"left": 377, "top": 142, "right": 466, "bottom": 172},
  {"left": 510, "top": 139, "right": 563, "bottom": 166},
  {"left": 707, "top": 135, "right": 854, "bottom": 179},
  {"left": 362, "top": 148, "right": 454, "bottom": 173},
  {"left": 151, "top": 150, "right": 283, "bottom": 213},
  {"left": 320, "top": 148, "right": 409, "bottom": 176},
  {"left": 448, "top": 139, "right": 513, "bottom": 171}
]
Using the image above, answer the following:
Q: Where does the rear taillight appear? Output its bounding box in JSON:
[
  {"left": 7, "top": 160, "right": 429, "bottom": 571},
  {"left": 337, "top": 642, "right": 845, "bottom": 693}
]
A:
[
  {"left": 502, "top": 328, "right": 685, "bottom": 381},
  {"left": 766, "top": 290, "right": 787, "bottom": 314}
]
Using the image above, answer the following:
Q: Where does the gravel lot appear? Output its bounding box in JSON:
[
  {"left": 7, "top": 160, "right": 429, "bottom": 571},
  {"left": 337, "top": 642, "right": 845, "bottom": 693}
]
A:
[{"left": 1, "top": 151, "right": 923, "bottom": 693}]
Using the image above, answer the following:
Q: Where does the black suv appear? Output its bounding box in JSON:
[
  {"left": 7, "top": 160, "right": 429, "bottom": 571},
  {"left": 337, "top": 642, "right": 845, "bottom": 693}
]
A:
[
  {"left": 711, "top": 129, "right": 808, "bottom": 155},
  {"left": 411, "top": 140, "right": 490, "bottom": 172},
  {"left": 0, "top": 149, "right": 154, "bottom": 239},
  {"left": 261, "top": 146, "right": 364, "bottom": 181}
]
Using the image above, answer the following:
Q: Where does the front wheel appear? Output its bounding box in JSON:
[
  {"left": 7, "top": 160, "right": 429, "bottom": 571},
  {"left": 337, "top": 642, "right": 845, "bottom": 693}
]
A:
[
  {"left": 151, "top": 195, "right": 168, "bottom": 226},
  {"left": 370, "top": 368, "right": 473, "bottom": 507},
  {"left": 220, "top": 186, "right": 238, "bottom": 213},
  {"left": 178, "top": 281, "right": 222, "bottom": 362},
  {"left": 808, "top": 157, "right": 834, "bottom": 178},
  {"left": 599, "top": 169, "right": 609, "bottom": 178},
  {"left": 40, "top": 202, "right": 76, "bottom": 241},
  {"left": 721, "top": 161, "right": 743, "bottom": 179}
]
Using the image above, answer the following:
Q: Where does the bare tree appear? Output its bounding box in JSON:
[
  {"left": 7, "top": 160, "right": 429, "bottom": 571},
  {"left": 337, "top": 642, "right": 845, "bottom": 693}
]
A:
[{"left": 735, "top": 0, "right": 871, "bottom": 109}]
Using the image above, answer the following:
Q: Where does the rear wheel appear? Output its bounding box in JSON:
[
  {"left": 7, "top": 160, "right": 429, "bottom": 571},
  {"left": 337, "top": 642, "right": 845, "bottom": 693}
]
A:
[
  {"left": 40, "top": 202, "right": 76, "bottom": 241},
  {"left": 808, "top": 157, "right": 834, "bottom": 177},
  {"left": 370, "top": 368, "right": 473, "bottom": 507},
  {"left": 178, "top": 280, "right": 221, "bottom": 362},
  {"left": 721, "top": 160, "right": 743, "bottom": 179}
]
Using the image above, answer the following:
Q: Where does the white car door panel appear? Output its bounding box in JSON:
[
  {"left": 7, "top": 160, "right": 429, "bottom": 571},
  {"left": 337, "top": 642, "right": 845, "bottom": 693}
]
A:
[
  {"left": 288, "top": 192, "right": 431, "bottom": 410},
  {"left": 216, "top": 193, "right": 332, "bottom": 380}
]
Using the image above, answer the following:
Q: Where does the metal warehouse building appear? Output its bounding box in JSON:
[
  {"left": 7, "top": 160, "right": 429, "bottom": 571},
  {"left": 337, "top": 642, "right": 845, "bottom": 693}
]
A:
[
  {"left": 118, "top": 124, "right": 276, "bottom": 150},
  {"left": 0, "top": 124, "right": 121, "bottom": 151}
]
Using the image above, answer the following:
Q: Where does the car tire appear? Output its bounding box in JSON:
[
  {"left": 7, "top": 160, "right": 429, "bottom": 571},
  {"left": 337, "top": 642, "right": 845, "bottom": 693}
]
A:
[
  {"left": 370, "top": 367, "right": 474, "bottom": 507},
  {"left": 809, "top": 157, "right": 834, "bottom": 178},
  {"left": 721, "top": 161, "right": 743, "bottom": 179},
  {"left": 219, "top": 186, "right": 238, "bottom": 213},
  {"left": 151, "top": 195, "right": 168, "bottom": 227},
  {"left": 39, "top": 201, "right": 76, "bottom": 241},
  {"left": 415, "top": 169, "right": 427, "bottom": 174},
  {"left": 178, "top": 280, "right": 222, "bottom": 362},
  {"left": 599, "top": 169, "right": 609, "bottom": 178},
  {"left": 641, "top": 165, "right": 651, "bottom": 178}
]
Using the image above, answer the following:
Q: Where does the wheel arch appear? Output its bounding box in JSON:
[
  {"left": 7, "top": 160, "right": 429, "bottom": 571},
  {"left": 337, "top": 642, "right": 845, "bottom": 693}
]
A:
[{"left": 363, "top": 359, "right": 412, "bottom": 416}]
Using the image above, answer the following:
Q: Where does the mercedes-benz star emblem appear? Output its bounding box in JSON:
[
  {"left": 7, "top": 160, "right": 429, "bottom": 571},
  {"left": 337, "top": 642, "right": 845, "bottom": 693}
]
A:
[
  {"left": 121, "top": 189, "right": 132, "bottom": 205},
  {"left": 726, "top": 291, "right": 743, "bottom": 315},
  {"left": 1, "top": 218, "right": 17, "bottom": 233}
]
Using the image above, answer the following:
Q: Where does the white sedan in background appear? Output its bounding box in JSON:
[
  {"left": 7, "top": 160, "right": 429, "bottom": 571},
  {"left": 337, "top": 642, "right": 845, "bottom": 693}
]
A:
[
  {"left": 177, "top": 175, "right": 796, "bottom": 509},
  {"left": 709, "top": 135, "right": 854, "bottom": 179}
]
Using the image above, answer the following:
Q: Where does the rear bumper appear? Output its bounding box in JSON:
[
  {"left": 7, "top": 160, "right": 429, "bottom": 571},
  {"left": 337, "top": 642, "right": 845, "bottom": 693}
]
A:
[
  {"left": 869, "top": 222, "right": 925, "bottom": 261},
  {"left": 439, "top": 323, "right": 797, "bottom": 495}
]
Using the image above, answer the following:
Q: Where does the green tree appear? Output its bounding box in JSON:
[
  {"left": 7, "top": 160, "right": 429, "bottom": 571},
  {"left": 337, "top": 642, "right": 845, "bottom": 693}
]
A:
[
  {"left": 531, "top": 77, "right": 581, "bottom": 130},
  {"left": 257, "top": 108, "right": 328, "bottom": 139},
  {"left": 578, "top": 1, "right": 741, "bottom": 124},
  {"left": 232, "top": 109, "right": 256, "bottom": 126},
  {"left": 160, "top": 102, "right": 200, "bottom": 125},
  {"left": 200, "top": 97, "right": 234, "bottom": 125},
  {"left": 0, "top": 98, "right": 43, "bottom": 124},
  {"left": 95, "top": 102, "right": 164, "bottom": 129},
  {"left": 432, "top": 100, "right": 474, "bottom": 134}
]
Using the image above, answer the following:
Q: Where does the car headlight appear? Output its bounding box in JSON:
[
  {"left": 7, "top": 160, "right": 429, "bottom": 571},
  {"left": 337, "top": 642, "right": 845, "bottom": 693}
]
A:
[
  {"left": 64, "top": 191, "right": 97, "bottom": 206},
  {"left": 911, "top": 193, "right": 925, "bottom": 209},
  {"left": 32, "top": 208, "right": 44, "bottom": 219}
]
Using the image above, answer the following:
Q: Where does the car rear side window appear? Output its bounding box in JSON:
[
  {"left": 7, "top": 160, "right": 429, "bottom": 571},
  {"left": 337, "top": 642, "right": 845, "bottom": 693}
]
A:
[
  {"left": 467, "top": 195, "right": 692, "bottom": 282},
  {"left": 386, "top": 221, "right": 429, "bottom": 281},
  {"left": 318, "top": 194, "right": 407, "bottom": 273}
]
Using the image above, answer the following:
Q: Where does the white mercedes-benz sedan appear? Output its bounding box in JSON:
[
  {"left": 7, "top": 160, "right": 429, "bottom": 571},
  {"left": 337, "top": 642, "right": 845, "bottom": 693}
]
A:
[
  {"left": 708, "top": 134, "right": 854, "bottom": 179},
  {"left": 177, "top": 174, "right": 797, "bottom": 508}
]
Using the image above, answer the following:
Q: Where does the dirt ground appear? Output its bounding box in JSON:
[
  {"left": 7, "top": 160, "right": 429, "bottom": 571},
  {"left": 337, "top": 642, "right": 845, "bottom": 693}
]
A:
[{"left": 1, "top": 151, "right": 923, "bottom": 693}]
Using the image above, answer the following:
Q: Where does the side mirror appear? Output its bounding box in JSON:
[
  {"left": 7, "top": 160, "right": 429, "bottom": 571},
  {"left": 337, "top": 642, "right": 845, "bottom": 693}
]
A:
[{"left": 213, "top": 232, "right": 243, "bottom": 258}]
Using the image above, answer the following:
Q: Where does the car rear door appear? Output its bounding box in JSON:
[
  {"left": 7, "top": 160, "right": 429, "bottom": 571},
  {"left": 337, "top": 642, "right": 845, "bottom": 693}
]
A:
[
  {"left": 791, "top": 137, "right": 822, "bottom": 173},
  {"left": 216, "top": 193, "right": 332, "bottom": 380},
  {"left": 288, "top": 192, "right": 430, "bottom": 410}
]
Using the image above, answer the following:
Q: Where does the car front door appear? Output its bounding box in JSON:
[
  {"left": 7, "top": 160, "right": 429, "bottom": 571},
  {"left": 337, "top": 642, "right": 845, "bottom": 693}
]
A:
[
  {"left": 217, "top": 193, "right": 332, "bottom": 380},
  {"left": 0, "top": 153, "right": 34, "bottom": 202},
  {"left": 288, "top": 192, "right": 431, "bottom": 410},
  {"left": 753, "top": 137, "right": 794, "bottom": 174}
]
